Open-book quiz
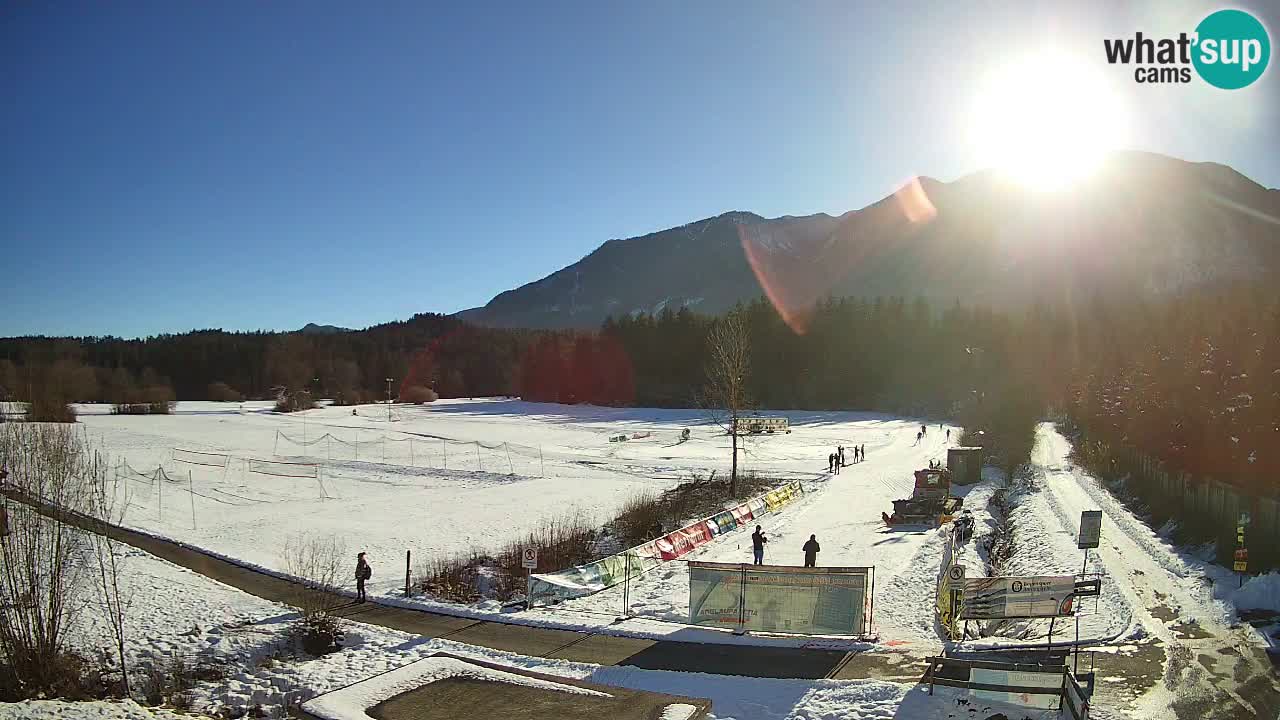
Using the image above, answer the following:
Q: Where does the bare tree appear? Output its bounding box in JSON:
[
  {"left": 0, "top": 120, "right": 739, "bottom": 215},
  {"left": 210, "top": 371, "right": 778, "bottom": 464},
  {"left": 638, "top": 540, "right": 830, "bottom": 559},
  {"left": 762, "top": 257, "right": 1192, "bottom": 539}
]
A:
[
  {"left": 86, "top": 460, "right": 132, "bottom": 696},
  {"left": 701, "top": 308, "right": 751, "bottom": 497},
  {"left": 281, "top": 532, "right": 349, "bottom": 618},
  {"left": 0, "top": 423, "right": 97, "bottom": 696}
]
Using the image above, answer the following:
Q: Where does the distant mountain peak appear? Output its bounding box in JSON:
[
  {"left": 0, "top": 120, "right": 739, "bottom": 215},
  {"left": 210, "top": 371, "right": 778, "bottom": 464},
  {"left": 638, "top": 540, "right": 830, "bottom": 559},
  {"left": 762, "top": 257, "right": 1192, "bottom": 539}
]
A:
[{"left": 299, "top": 323, "right": 352, "bottom": 335}]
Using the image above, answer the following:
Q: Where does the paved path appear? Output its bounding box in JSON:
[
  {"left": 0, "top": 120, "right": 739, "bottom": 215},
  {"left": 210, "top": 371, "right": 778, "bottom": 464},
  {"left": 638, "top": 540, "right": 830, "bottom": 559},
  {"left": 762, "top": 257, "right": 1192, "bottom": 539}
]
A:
[{"left": 3, "top": 486, "right": 870, "bottom": 680}]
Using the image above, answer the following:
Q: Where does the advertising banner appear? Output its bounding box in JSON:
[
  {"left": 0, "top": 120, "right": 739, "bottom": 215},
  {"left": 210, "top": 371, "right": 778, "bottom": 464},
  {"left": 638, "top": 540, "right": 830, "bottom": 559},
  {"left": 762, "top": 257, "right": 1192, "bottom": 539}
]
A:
[
  {"left": 689, "top": 561, "right": 870, "bottom": 635},
  {"left": 712, "top": 511, "right": 737, "bottom": 534},
  {"left": 960, "top": 576, "right": 1077, "bottom": 619},
  {"left": 529, "top": 482, "right": 803, "bottom": 605},
  {"left": 970, "top": 668, "right": 1063, "bottom": 710}
]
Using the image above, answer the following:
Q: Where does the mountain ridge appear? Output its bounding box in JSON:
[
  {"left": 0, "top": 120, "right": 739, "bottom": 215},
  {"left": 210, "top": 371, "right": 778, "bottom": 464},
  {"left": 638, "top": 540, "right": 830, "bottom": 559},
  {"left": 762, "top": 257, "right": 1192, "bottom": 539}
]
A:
[{"left": 459, "top": 152, "right": 1280, "bottom": 330}]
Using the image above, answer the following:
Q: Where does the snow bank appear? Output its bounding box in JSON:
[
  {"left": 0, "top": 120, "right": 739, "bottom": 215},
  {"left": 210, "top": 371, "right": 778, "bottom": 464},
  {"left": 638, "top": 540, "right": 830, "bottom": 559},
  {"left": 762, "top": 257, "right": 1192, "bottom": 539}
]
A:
[
  {"left": 1233, "top": 571, "right": 1280, "bottom": 613},
  {"left": 0, "top": 700, "right": 197, "bottom": 720},
  {"left": 302, "top": 655, "right": 609, "bottom": 720}
]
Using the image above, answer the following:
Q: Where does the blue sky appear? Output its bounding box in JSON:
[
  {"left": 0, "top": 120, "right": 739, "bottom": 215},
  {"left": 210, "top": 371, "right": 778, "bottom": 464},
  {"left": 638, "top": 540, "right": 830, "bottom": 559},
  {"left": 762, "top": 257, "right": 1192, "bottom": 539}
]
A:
[{"left": 3, "top": 1, "right": 1277, "bottom": 338}]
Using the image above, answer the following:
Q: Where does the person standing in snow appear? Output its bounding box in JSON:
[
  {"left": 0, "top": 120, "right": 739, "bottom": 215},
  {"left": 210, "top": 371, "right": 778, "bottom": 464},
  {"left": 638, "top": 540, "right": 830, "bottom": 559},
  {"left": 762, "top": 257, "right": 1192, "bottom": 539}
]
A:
[
  {"left": 828, "top": 453, "right": 835, "bottom": 473},
  {"left": 802, "top": 534, "right": 821, "bottom": 568},
  {"left": 752, "top": 525, "right": 768, "bottom": 565},
  {"left": 860, "top": 444, "right": 866, "bottom": 459},
  {"left": 838, "top": 446, "right": 845, "bottom": 467},
  {"left": 355, "top": 552, "right": 371, "bottom": 602}
]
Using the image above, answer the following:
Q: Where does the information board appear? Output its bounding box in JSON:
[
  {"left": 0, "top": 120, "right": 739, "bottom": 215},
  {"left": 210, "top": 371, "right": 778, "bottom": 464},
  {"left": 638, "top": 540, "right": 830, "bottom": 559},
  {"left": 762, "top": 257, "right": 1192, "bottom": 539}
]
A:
[
  {"left": 960, "top": 576, "right": 1076, "bottom": 619},
  {"left": 1078, "top": 510, "right": 1102, "bottom": 549}
]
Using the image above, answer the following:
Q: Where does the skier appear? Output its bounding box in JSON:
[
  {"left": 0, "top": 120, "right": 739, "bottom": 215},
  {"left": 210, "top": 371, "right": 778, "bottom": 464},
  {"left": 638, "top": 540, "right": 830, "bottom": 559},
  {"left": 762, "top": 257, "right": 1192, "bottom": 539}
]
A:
[
  {"left": 946, "top": 428, "right": 951, "bottom": 441},
  {"left": 752, "top": 525, "right": 768, "bottom": 565},
  {"left": 802, "top": 534, "right": 821, "bottom": 568},
  {"left": 915, "top": 431, "right": 922, "bottom": 445},
  {"left": 921, "top": 424, "right": 927, "bottom": 436},
  {"left": 355, "top": 552, "right": 372, "bottom": 603}
]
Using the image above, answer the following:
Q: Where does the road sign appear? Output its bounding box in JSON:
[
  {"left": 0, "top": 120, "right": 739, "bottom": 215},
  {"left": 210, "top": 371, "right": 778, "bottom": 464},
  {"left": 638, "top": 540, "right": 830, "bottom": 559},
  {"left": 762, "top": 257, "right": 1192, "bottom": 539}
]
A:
[
  {"left": 949, "top": 564, "right": 967, "bottom": 582},
  {"left": 1234, "top": 561, "right": 1248, "bottom": 572},
  {"left": 1073, "top": 578, "right": 1101, "bottom": 597},
  {"left": 1078, "top": 511, "right": 1102, "bottom": 549},
  {"left": 521, "top": 547, "right": 538, "bottom": 570}
]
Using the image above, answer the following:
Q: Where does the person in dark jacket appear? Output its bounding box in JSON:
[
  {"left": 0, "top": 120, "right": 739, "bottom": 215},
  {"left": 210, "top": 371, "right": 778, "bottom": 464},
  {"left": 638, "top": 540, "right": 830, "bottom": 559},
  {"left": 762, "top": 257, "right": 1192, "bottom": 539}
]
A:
[
  {"left": 355, "top": 552, "right": 371, "bottom": 602},
  {"left": 752, "top": 525, "right": 768, "bottom": 565},
  {"left": 802, "top": 534, "right": 820, "bottom": 567}
]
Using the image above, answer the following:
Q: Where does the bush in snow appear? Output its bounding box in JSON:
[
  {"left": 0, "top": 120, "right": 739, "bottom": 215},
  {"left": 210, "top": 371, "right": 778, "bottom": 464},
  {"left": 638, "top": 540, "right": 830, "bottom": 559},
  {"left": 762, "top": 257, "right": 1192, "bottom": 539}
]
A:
[
  {"left": 399, "top": 385, "right": 438, "bottom": 404},
  {"left": 207, "top": 381, "right": 243, "bottom": 402},
  {"left": 287, "top": 612, "right": 345, "bottom": 656}
]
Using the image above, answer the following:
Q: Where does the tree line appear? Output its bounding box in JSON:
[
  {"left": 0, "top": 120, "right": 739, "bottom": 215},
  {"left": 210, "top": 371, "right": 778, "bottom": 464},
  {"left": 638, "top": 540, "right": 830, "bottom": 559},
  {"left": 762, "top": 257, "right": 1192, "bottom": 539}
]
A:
[{"left": 2, "top": 287, "right": 1275, "bottom": 496}]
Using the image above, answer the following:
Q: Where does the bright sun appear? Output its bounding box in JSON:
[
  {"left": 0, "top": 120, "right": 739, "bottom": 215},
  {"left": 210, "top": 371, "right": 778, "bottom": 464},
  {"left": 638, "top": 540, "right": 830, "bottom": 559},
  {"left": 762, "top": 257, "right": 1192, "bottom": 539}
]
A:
[{"left": 969, "top": 52, "right": 1129, "bottom": 190}]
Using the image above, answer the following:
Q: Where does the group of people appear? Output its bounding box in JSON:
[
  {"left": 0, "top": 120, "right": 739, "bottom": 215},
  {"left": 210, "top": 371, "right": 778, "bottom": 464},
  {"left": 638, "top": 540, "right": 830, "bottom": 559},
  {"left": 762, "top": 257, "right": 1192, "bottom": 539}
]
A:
[
  {"left": 828, "top": 444, "right": 866, "bottom": 473},
  {"left": 752, "top": 525, "right": 822, "bottom": 567}
]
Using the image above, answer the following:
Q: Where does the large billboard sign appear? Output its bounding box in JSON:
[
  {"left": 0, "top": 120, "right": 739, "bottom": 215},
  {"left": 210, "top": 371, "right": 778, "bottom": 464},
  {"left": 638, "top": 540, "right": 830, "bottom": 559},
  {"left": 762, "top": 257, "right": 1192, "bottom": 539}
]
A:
[
  {"left": 689, "top": 562, "right": 871, "bottom": 635},
  {"left": 959, "top": 576, "right": 1076, "bottom": 619}
]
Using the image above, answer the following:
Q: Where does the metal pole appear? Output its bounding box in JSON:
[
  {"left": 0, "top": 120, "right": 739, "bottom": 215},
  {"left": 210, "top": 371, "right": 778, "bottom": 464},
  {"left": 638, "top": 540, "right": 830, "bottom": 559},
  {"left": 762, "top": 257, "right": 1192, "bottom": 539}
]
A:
[
  {"left": 505, "top": 444, "right": 514, "bottom": 474},
  {"left": 327, "top": 435, "right": 331, "bottom": 461},
  {"left": 409, "top": 439, "right": 415, "bottom": 466},
  {"left": 1047, "top": 615, "right": 1056, "bottom": 649},
  {"left": 737, "top": 563, "right": 747, "bottom": 634},
  {"left": 621, "top": 551, "right": 631, "bottom": 619},
  {"left": 868, "top": 566, "right": 875, "bottom": 633},
  {"left": 382, "top": 435, "right": 386, "bottom": 463},
  {"left": 405, "top": 549, "right": 411, "bottom": 597},
  {"left": 385, "top": 378, "right": 393, "bottom": 423},
  {"left": 443, "top": 439, "right": 447, "bottom": 470},
  {"left": 188, "top": 470, "right": 196, "bottom": 530},
  {"left": 1074, "top": 613, "right": 1081, "bottom": 673},
  {"left": 1081, "top": 548, "right": 1088, "bottom": 576},
  {"left": 475, "top": 442, "right": 482, "bottom": 472},
  {"left": 539, "top": 447, "right": 545, "bottom": 477},
  {"left": 156, "top": 468, "right": 163, "bottom": 521}
]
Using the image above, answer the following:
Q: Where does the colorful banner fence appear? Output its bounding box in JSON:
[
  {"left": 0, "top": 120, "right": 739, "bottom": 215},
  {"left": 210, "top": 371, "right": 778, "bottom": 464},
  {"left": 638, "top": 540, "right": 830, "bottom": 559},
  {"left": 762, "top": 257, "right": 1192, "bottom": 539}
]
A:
[{"left": 528, "top": 480, "right": 804, "bottom": 606}]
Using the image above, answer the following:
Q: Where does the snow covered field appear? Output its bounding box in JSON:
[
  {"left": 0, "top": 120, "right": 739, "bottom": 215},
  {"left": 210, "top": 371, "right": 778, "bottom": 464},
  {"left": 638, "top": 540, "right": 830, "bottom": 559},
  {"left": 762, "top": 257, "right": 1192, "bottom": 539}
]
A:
[{"left": 77, "top": 399, "right": 959, "bottom": 643}]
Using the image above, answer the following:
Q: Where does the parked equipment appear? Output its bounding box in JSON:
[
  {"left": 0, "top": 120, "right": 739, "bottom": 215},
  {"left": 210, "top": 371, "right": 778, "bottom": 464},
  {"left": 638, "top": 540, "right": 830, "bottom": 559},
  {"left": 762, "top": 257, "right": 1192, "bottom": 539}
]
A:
[{"left": 886, "top": 468, "right": 963, "bottom": 526}]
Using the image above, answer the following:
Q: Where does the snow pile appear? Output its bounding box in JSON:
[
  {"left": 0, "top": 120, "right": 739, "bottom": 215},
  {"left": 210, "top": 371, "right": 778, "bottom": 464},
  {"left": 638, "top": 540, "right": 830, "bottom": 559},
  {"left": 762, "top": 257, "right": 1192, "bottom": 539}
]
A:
[
  {"left": 1233, "top": 571, "right": 1280, "bottom": 613},
  {"left": 0, "top": 700, "right": 198, "bottom": 720},
  {"left": 302, "top": 655, "right": 609, "bottom": 720},
  {"left": 658, "top": 704, "right": 699, "bottom": 720}
]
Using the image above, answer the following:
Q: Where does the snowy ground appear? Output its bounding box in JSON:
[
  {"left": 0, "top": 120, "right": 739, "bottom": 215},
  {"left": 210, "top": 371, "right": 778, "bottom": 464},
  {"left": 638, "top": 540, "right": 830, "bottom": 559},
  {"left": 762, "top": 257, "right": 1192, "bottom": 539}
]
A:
[
  {"left": 76, "top": 400, "right": 959, "bottom": 646},
  {"left": 1021, "top": 423, "right": 1280, "bottom": 718},
  {"left": 0, "top": 534, "right": 1080, "bottom": 720}
]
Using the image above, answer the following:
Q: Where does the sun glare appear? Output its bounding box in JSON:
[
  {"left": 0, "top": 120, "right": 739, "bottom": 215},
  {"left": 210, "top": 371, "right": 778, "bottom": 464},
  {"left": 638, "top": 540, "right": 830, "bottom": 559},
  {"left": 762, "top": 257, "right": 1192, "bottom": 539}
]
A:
[{"left": 969, "top": 52, "right": 1129, "bottom": 190}]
